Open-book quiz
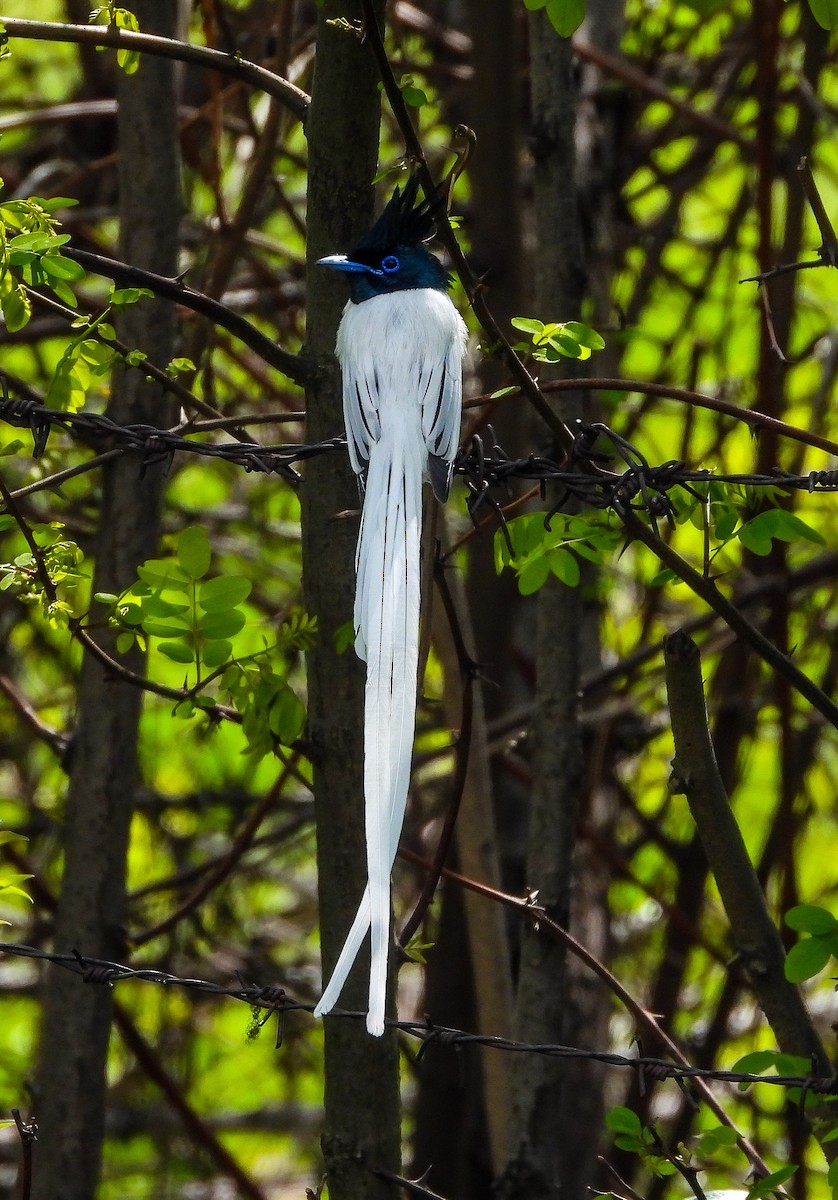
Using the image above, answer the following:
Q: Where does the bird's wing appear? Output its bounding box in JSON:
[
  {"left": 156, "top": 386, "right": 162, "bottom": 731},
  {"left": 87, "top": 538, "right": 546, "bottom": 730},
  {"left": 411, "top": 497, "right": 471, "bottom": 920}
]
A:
[
  {"left": 339, "top": 306, "right": 380, "bottom": 480},
  {"left": 420, "top": 305, "right": 467, "bottom": 501}
]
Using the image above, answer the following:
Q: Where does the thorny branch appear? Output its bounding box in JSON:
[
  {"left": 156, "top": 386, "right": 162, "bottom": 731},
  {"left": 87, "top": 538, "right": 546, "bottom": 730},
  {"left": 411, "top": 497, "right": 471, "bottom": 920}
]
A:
[
  {"left": 11, "top": 1108, "right": 36, "bottom": 1200},
  {"left": 64, "top": 247, "right": 313, "bottom": 386}
]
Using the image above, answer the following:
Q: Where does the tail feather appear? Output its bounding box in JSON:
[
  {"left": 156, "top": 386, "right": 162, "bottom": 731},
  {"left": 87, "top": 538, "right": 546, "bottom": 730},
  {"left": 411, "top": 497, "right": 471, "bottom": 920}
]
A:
[{"left": 315, "top": 443, "right": 422, "bottom": 1035}]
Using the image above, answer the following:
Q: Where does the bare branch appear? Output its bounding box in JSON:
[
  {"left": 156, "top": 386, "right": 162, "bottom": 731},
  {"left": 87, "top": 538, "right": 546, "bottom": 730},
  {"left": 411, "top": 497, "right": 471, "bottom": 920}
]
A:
[{"left": 0, "top": 18, "right": 309, "bottom": 120}]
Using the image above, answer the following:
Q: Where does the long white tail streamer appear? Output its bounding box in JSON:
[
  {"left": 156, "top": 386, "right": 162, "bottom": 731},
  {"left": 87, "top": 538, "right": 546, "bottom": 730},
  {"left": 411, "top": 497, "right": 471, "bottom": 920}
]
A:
[{"left": 314, "top": 289, "right": 466, "bottom": 1035}]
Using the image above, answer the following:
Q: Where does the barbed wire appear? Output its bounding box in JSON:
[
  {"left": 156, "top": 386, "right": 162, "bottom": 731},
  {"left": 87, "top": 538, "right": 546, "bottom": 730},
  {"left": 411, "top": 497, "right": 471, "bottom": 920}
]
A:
[
  {"left": 0, "top": 388, "right": 340, "bottom": 485},
  {"left": 3, "top": 387, "right": 838, "bottom": 515},
  {"left": 2, "top": 940, "right": 836, "bottom": 1098}
]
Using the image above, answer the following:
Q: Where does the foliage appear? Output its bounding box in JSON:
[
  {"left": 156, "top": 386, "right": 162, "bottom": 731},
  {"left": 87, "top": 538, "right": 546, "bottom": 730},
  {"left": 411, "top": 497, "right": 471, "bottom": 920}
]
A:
[
  {"left": 0, "top": 186, "right": 82, "bottom": 332},
  {"left": 784, "top": 906, "right": 838, "bottom": 983},
  {"left": 521, "top": 0, "right": 587, "bottom": 37},
  {"left": 511, "top": 315, "right": 605, "bottom": 362},
  {"left": 89, "top": 3, "right": 141, "bottom": 73},
  {"left": 2, "top": 1, "right": 838, "bottom": 1198},
  {"left": 494, "top": 510, "right": 622, "bottom": 593},
  {"left": 101, "top": 525, "right": 314, "bottom": 751}
]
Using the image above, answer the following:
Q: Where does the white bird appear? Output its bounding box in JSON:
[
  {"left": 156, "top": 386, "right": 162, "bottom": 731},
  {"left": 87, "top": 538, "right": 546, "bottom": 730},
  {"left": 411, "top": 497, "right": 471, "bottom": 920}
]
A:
[{"left": 314, "top": 176, "right": 467, "bottom": 1035}]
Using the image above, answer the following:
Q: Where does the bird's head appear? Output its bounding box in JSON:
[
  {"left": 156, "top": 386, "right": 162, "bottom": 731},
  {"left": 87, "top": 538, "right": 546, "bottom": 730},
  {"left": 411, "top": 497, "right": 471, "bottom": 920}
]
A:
[{"left": 318, "top": 174, "right": 450, "bottom": 303}]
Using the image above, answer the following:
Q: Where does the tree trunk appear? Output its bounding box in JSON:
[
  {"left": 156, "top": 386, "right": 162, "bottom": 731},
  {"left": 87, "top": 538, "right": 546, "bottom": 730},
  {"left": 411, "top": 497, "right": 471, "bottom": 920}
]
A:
[
  {"left": 498, "top": 17, "right": 590, "bottom": 1200},
  {"left": 302, "top": 5, "right": 401, "bottom": 1200},
  {"left": 32, "top": 3, "right": 181, "bottom": 1197}
]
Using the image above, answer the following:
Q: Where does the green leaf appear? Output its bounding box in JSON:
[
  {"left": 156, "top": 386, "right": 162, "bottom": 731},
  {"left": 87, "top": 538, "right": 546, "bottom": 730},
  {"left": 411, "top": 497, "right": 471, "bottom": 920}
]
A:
[
  {"left": 518, "top": 556, "right": 551, "bottom": 595},
  {"left": 749, "top": 1165, "right": 797, "bottom": 1199},
  {"left": 563, "top": 320, "right": 605, "bottom": 350},
  {"left": 402, "top": 86, "right": 428, "bottom": 107},
  {"left": 136, "top": 560, "right": 190, "bottom": 591},
  {"left": 268, "top": 684, "right": 306, "bottom": 745},
  {"left": 40, "top": 253, "right": 85, "bottom": 281},
  {"left": 167, "top": 356, "right": 196, "bottom": 374},
  {"left": 197, "top": 608, "right": 246, "bottom": 640},
  {"left": 142, "top": 617, "right": 192, "bottom": 639},
  {"left": 522, "top": 0, "right": 547, "bottom": 9},
  {"left": 39, "top": 197, "right": 79, "bottom": 213},
  {"left": 511, "top": 316, "right": 545, "bottom": 335},
  {"left": 110, "top": 286, "right": 154, "bottom": 306},
  {"left": 785, "top": 904, "right": 838, "bottom": 935},
  {"left": 198, "top": 576, "right": 252, "bottom": 612},
  {"left": 157, "top": 640, "right": 196, "bottom": 664},
  {"left": 1, "top": 286, "right": 30, "bottom": 332},
  {"left": 334, "top": 619, "right": 356, "bottom": 654},
  {"left": 0, "top": 831, "right": 27, "bottom": 849},
  {"left": 737, "top": 518, "right": 774, "bottom": 556},
  {"left": 739, "top": 508, "right": 826, "bottom": 556},
  {"left": 201, "top": 639, "right": 233, "bottom": 668},
  {"left": 115, "top": 631, "right": 136, "bottom": 654},
  {"left": 651, "top": 568, "right": 678, "bottom": 587},
  {"left": 808, "top": 0, "right": 838, "bottom": 29},
  {"left": 695, "top": 1125, "right": 739, "bottom": 1155},
  {"left": 828, "top": 1157, "right": 838, "bottom": 1199},
  {"left": 784, "top": 935, "right": 833, "bottom": 982},
  {"left": 605, "top": 1107, "right": 643, "bottom": 1138},
  {"left": 176, "top": 526, "right": 211, "bottom": 580},
  {"left": 548, "top": 547, "right": 580, "bottom": 586},
  {"left": 731, "top": 1050, "right": 781, "bottom": 1087},
  {"left": 545, "top": 0, "right": 586, "bottom": 36}
]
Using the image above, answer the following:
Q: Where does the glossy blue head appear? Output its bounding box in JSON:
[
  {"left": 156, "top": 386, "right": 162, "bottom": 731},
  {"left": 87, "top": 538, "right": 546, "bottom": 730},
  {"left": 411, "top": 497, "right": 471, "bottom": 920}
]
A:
[{"left": 318, "top": 175, "right": 450, "bottom": 304}]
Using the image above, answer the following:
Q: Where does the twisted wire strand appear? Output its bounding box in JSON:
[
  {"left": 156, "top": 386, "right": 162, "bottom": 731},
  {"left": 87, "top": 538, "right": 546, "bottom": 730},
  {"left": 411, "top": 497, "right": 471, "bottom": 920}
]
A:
[
  {"left": 1, "top": 941, "right": 836, "bottom": 1095},
  {"left": 3, "top": 387, "right": 838, "bottom": 508}
]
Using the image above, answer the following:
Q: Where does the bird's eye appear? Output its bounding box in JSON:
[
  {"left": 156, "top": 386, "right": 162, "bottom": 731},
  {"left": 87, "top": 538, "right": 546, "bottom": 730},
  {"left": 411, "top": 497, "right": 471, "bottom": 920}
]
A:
[{"left": 381, "top": 255, "right": 400, "bottom": 274}]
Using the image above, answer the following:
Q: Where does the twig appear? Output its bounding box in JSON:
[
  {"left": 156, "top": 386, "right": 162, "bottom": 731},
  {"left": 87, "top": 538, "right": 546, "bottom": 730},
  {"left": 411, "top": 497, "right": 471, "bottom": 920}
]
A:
[
  {"left": 373, "top": 1169, "right": 449, "bottom": 1200},
  {"left": 0, "top": 473, "right": 241, "bottom": 719},
  {"left": 466, "top": 376, "right": 838, "bottom": 459},
  {"left": 0, "top": 18, "right": 309, "bottom": 120},
  {"left": 397, "top": 848, "right": 768, "bottom": 1174},
  {"left": 357, "top": 0, "right": 576, "bottom": 457},
  {"left": 664, "top": 630, "right": 837, "bottom": 1162},
  {"left": 0, "top": 673, "right": 70, "bottom": 758},
  {"left": 132, "top": 761, "right": 297, "bottom": 947},
  {"left": 11, "top": 1108, "right": 37, "bottom": 1200},
  {"left": 112, "top": 1005, "right": 268, "bottom": 1200},
  {"left": 617, "top": 505, "right": 838, "bottom": 730},
  {"left": 64, "top": 248, "right": 312, "bottom": 385},
  {"left": 797, "top": 156, "right": 838, "bottom": 266}
]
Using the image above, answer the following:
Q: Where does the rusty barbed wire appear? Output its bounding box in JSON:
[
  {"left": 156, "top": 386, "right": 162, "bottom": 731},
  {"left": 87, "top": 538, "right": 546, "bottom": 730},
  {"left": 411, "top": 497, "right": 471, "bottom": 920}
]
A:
[
  {"left": 0, "top": 387, "right": 340, "bottom": 485},
  {"left": 3, "top": 386, "right": 838, "bottom": 511},
  {"left": 2, "top": 940, "right": 836, "bottom": 1096}
]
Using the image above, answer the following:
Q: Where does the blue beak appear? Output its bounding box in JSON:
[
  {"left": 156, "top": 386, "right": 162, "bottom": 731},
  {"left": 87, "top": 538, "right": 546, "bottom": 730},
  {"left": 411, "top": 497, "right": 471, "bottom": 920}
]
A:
[{"left": 317, "top": 254, "right": 369, "bottom": 274}]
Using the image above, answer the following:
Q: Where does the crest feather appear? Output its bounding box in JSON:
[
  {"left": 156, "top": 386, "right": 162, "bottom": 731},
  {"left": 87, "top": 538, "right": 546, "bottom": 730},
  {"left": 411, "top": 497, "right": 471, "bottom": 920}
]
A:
[{"left": 353, "top": 174, "right": 444, "bottom": 257}]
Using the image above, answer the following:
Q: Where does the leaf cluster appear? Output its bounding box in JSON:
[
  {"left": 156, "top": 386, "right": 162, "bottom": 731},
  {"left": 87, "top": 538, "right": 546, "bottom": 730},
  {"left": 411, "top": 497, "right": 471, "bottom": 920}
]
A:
[
  {"left": 511, "top": 315, "right": 605, "bottom": 363},
  {"left": 0, "top": 187, "right": 82, "bottom": 331},
  {"left": 101, "top": 526, "right": 315, "bottom": 754},
  {"left": 783, "top": 905, "right": 838, "bottom": 984}
]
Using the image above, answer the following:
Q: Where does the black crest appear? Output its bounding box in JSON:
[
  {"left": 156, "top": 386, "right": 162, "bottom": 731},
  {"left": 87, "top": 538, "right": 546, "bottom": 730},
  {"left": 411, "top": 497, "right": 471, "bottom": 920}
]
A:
[{"left": 353, "top": 174, "right": 445, "bottom": 257}]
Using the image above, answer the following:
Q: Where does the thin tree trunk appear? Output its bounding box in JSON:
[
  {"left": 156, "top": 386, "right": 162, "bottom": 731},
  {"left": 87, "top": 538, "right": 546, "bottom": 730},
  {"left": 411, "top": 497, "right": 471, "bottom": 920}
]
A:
[
  {"left": 32, "top": 4, "right": 180, "bottom": 1197},
  {"left": 302, "top": 6, "right": 401, "bottom": 1200},
  {"left": 498, "top": 17, "right": 589, "bottom": 1200}
]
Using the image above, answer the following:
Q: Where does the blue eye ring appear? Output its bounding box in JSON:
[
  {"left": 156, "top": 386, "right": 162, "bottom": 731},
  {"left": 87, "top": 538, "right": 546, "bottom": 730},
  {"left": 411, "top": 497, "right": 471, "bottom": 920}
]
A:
[{"left": 381, "top": 255, "right": 400, "bottom": 274}]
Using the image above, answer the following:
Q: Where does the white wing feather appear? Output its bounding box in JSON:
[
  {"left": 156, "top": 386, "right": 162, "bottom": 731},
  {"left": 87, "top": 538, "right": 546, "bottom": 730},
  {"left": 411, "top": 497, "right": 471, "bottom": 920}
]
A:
[{"left": 314, "top": 289, "right": 466, "bottom": 1035}]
